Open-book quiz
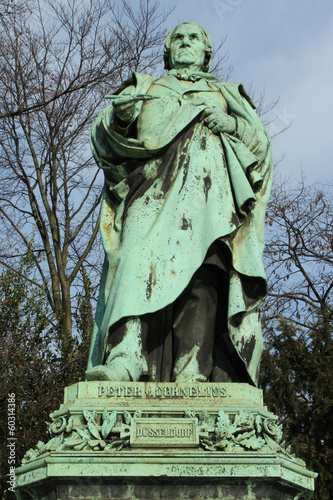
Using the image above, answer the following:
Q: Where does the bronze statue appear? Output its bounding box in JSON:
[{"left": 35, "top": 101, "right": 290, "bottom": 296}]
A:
[{"left": 85, "top": 22, "right": 273, "bottom": 385}]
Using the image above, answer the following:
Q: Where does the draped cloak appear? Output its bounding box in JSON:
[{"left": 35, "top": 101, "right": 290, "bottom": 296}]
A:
[{"left": 88, "top": 71, "right": 273, "bottom": 385}]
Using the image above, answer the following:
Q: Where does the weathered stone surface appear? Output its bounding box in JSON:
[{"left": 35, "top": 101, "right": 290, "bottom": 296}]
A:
[
  {"left": 15, "top": 382, "right": 316, "bottom": 499},
  {"left": 16, "top": 479, "right": 312, "bottom": 500}
]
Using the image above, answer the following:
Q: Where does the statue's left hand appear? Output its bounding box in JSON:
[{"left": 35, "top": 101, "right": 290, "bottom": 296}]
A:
[{"left": 201, "top": 107, "right": 236, "bottom": 135}]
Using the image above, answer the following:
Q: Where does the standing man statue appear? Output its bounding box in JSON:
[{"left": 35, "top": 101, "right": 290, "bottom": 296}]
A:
[{"left": 86, "top": 22, "right": 273, "bottom": 385}]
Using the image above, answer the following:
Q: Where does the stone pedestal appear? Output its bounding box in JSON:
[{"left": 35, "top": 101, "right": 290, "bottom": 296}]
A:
[{"left": 15, "top": 382, "right": 316, "bottom": 499}]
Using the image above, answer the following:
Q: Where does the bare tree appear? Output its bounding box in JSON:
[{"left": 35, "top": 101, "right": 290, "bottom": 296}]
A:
[
  {"left": 0, "top": 0, "right": 30, "bottom": 21},
  {"left": 263, "top": 179, "right": 333, "bottom": 330},
  {"left": 0, "top": 0, "right": 172, "bottom": 354}
]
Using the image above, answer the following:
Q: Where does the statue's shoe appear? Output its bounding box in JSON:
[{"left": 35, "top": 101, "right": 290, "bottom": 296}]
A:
[{"left": 85, "top": 364, "right": 131, "bottom": 381}]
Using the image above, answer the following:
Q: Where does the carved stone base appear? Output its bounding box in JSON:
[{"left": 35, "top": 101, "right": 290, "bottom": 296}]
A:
[{"left": 15, "top": 382, "right": 316, "bottom": 499}]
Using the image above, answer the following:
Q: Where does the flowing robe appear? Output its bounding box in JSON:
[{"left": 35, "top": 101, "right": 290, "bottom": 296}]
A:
[{"left": 88, "top": 71, "right": 273, "bottom": 385}]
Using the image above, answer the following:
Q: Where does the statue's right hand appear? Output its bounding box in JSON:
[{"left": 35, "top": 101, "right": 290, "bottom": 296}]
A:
[{"left": 112, "top": 96, "right": 137, "bottom": 124}]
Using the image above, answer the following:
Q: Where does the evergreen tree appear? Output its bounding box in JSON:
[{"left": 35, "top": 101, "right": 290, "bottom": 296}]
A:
[
  {"left": 0, "top": 251, "right": 57, "bottom": 497},
  {"left": 260, "top": 315, "right": 333, "bottom": 500}
]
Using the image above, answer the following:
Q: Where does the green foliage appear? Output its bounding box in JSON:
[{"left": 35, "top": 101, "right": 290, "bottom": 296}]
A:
[
  {"left": 0, "top": 254, "right": 50, "bottom": 496},
  {"left": 0, "top": 251, "right": 91, "bottom": 498},
  {"left": 260, "top": 314, "right": 333, "bottom": 499}
]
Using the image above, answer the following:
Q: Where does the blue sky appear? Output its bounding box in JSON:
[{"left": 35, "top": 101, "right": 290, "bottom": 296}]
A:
[{"left": 165, "top": 0, "right": 333, "bottom": 184}]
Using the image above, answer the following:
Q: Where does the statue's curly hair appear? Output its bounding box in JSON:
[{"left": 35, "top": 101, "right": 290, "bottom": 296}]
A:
[{"left": 164, "top": 22, "right": 213, "bottom": 73}]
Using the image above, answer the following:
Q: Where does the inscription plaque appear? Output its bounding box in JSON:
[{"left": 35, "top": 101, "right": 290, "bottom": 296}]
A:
[
  {"left": 131, "top": 418, "right": 198, "bottom": 448},
  {"left": 97, "top": 384, "right": 227, "bottom": 399}
]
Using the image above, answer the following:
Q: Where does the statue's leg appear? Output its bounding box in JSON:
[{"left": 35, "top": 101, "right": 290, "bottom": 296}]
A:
[
  {"left": 85, "top": 317, "right": 147, "bottom": 381},
  {"left": 171, "top": 266, "right": 218, "bottom": 382},
  {"left": 104, "top": 317, "right": 147, "bottom": 381}
]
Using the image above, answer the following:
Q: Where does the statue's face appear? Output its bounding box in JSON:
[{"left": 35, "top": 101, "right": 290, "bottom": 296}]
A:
[{"left": 169, "top": 24, "right": 206, "bottom": 72}]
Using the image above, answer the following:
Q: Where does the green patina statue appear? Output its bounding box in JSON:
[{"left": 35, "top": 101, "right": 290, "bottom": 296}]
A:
[{"left": 85, "top": 22, "right": 273, "bottom": 385}]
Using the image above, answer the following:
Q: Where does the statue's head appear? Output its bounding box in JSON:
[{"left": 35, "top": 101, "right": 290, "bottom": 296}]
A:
[{"left": 164, "top": 22, "right": 213, "bottom": 73}]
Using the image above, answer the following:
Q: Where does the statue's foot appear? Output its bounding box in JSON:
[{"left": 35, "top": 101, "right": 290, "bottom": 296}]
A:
[{"left": 85, "top": 364, "right": 131, "bottom": 382}]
